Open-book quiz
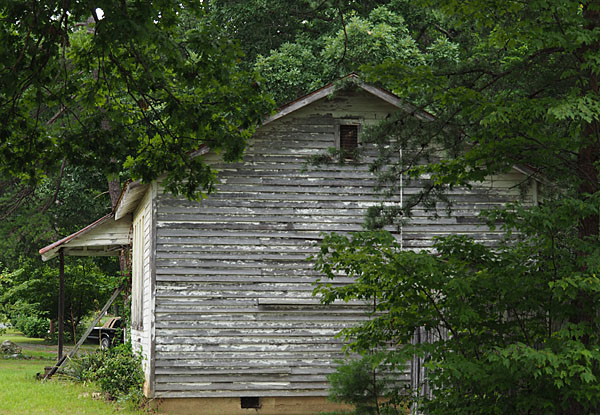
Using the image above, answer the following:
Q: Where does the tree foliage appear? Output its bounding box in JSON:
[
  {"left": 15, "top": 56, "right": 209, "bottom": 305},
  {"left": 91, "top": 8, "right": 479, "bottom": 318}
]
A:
[
  {"left": 212, "top": 0, "right": 448, "bottom": 105},
  {"left": 316, "top": 202, "right": 600, "bottom": 413},
  {"left": 1, "top": 1, "right": 273, "bottom": 199},
  {"left": 0, "top": 164, "right": 111, "bottom": 269},
  {"left": 0, "top": 0, "right": 274, "bottom": 338},
  {"left": 0, "top": 258, "right": 117, "bottom": 340},
  {"left": 0, "top": 162, "right": 117, "bottom": 338}
]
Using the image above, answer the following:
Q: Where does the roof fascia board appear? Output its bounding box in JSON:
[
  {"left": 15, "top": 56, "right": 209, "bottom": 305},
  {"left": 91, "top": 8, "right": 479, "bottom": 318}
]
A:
[
  {"left": 262, "top": 77, "right": 435, "bottom": 127},
  {"left": 263, "top": 84, "right": 337, "bottom": 126},
  {"left": 114, "top": 180, "right": 149, "bottom": 220},
  {"left": 358, "top": 82, "right": 435, "bottom": 121}
]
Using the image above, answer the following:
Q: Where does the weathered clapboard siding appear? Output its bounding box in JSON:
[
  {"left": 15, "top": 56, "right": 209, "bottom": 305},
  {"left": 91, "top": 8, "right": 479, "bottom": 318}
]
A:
[
  {"left": 151, "top": 89, "right": 536, "bottom": 399},
  {"left": 151, "top": 91, "right": 392, "bottom": 398},
  {"left": 400, "top": 171, "right": 535, "bottom": 250},
  {"left": 131, "top": 185, "right": 156, "bottom": 389}
]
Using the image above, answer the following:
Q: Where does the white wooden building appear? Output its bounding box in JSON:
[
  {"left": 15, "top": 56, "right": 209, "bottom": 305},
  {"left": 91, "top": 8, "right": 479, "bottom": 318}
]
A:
[{"left": 40, "top": 76, "right": 538, "bottom": 415}]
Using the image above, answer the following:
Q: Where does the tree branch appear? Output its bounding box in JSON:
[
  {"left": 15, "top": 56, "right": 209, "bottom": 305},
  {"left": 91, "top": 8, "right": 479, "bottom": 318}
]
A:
[{"left": 41, "top": 157, "right": 66, "bottom": 213}]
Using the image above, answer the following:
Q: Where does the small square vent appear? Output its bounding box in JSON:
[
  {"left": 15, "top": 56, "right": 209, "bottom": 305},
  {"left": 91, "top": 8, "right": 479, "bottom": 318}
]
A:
[{"left": 241, "top": 397, "right": 260, "bottom": 409}]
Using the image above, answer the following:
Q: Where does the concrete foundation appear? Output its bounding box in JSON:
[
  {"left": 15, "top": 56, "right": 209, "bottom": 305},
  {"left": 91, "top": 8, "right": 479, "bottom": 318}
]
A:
[{"left": 152, "top": 396, "right": 353, "bottom": 415}]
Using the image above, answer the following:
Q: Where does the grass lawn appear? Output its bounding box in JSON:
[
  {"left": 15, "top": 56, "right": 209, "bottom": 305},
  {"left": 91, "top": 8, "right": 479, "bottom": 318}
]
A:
[
  {"left": 0, "top": 330, "right": 147, "bottom": 415},
  {"left": 1, "top": 329, "right": 99, "bottom": 359}
]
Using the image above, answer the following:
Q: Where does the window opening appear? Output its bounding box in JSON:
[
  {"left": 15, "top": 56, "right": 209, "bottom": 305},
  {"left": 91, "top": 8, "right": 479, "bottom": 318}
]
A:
[{"left": 339, "top": 124, "right": 359, "bottom": 160}]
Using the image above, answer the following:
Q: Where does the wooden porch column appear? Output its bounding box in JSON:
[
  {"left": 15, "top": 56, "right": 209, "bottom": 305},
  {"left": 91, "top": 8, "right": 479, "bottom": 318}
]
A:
[{"left": 58, "top": 248, "right": 64, "bottom": 361}]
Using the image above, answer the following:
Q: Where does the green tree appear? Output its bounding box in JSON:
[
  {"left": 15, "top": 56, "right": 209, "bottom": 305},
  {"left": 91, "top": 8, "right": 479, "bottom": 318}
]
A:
[
  {"left": 1, "top": 258, "right": 116, "bottom": 340},
  {"left": 212, "top": 0, "right": 448, "bottom": 105},
  {"left": 209, "top": 0, "right": 390, "bottom": 64},
  {"left": 253, "top": 5, "right": 428, "bottom": 105},
  {"left": 1, "top": 1, "right": 273, "bottom": 200},
  {"left": 0, "top": 162, "right": 118, "bottom": 339},
  {"left": 0, "top": 165, "right": 111, "bottom": 269},
  {"left": 315, "top": 1, "right": 600, "bottom": 414}
]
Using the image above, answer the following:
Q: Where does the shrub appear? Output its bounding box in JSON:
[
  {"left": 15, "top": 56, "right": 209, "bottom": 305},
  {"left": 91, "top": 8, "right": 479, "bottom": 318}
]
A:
[
  {"left": 64, "top": 351, "right": 106, "bottom": 381},
  {"left": 18, "top": 315, "right": 49, "bottom": 338},
  {"left": 69, "top": 343, "right": 144, "bottom": 401},
  {"left": 328, "top": 356, "right": 404, "bottom": 415},
  {"left": 9, "top": 301, "right": 49, "bottom": 338},
  {"left": 95, "top": 343, "right": 144, "bottom": 399}
]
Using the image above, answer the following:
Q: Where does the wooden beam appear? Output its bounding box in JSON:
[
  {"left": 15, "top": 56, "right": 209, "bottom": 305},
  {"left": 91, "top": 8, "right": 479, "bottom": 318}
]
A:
[
  {"left": 44, "top": 285, "right": 125, "bottom": 380},
  {"left": 57, "top": 249, "right": 64, "bottom": 361}
]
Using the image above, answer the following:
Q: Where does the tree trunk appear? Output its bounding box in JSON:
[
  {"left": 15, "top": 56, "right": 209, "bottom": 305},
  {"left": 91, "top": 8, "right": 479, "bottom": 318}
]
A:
[
  {"left": 108, "top": 178, "right": 121, "bottom": 210},
  {"left": 574, "top": 3, "right": 600, "bottom": 332},
  {"left": 70, "top": 309, "right": 78, "bottom": 345},
  {"left": 566, "top": 6, "right": 600, "bottom": 415}
]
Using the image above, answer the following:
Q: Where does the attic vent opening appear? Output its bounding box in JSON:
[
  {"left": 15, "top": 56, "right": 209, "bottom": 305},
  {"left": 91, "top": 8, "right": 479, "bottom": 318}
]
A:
[
  {"left": 241, "top": 397, "right": 260, "bottom": 409},
  {"left": 339, "top": 124, "right": 359, "bottom": 160}
]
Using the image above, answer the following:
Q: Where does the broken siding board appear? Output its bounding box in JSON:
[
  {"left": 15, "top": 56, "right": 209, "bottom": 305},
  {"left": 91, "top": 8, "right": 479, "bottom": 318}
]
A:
[
  {"left": 156, "top": 391, "right": 330, "bottom": 398},
  {"left": 156, "top": 358, "right": 358, "bottom": 368},
  {"left": 155, "top": 321, "right": 360, "bottom": 331},
  {"left": 155, "top": 340, "right": 349, "bottom": 349},
  {"left": 155, "top": 328, "right": 352, "bottom": 337},
  {"left": 155, "top": 390, "right": 330, "bottom": 398},
  {"left": 155, "top": 275, "right": 336, "bottom": 284}
]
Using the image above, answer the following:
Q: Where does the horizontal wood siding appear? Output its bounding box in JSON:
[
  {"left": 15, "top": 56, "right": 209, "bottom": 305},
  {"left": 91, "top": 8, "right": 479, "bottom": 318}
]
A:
[
  {"left": 401, "top": 171, "right": 534, "bottom": 250},
  {"left": 153, "top": 90, "right": 535, "bottom": 398}
]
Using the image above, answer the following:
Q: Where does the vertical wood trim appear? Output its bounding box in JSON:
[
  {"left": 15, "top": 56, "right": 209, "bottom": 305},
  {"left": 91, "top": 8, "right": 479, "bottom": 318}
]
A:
[
  {"left": 132, "top": 214, "right": 144, "bottom": 329},
  {"left": 149, "top": 181, "right": 158, "bottom": 398},
  {"left": 58, "top": 249, "right": 64, "bottom": 361}
]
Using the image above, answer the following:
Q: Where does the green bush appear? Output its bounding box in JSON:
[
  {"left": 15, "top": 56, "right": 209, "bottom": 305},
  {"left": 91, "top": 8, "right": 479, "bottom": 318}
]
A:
[
  {"left": 95, "top": 343, "right": 144, "bottom": 399},
  {"left": 328, "top": 356, "right": 404, "bottom": 415},
  {"left": 18, "top": 315, "right": 49, "bottom": 338},
  {"left": 9, "top": 301, "right": 49, "bottom": 338},
  {"left": 69, "top": 343, "right": 144, "bottom": 401},
  {"left": 64, "top": 351, "right": 106, "bottom": 381}
]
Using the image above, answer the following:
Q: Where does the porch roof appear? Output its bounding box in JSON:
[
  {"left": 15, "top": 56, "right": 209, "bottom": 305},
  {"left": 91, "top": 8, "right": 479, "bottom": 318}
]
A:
[{"left": 39, "top": 213, "right": 132, "bottom": 261}]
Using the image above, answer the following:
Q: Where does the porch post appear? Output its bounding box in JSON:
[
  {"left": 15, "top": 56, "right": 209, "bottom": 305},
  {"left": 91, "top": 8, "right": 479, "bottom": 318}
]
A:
[{"left": 58, "top": 248, "right": 64, "bottom": 361}]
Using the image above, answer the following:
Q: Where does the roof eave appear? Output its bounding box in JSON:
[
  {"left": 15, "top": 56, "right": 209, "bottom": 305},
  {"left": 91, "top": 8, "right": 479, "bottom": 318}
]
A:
[
  {"left": 114, "top": 180, "right": 150, "bottom": 220},
  {"left": 261, "top": 73, "right": 435, "bottom": 127},
  {"left": 39, "top": 213, "right": 115, "bottom": 261}
]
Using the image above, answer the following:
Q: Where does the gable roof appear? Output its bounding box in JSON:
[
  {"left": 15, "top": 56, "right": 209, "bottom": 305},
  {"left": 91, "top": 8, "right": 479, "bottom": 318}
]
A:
[
  {"left": 114, "top": 179, "right": 150, "bottom": 221},
  {"left": 263, "top": 73, "right": 434, "bottom": 126},
  {"left": 113, "top": 75, "right": 422, "bottom": 220}
]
